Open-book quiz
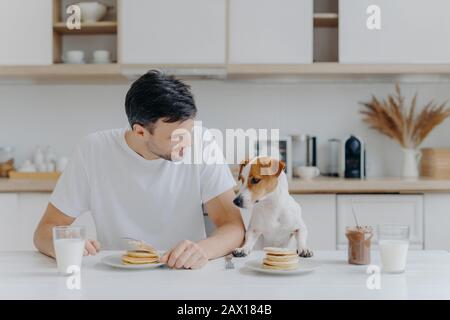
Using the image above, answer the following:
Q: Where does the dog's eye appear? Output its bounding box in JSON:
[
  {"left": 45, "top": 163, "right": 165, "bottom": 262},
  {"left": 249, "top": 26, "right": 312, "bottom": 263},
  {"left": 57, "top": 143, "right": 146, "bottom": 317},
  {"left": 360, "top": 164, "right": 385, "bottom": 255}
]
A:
[{"left": 250, "top": 177, "right": 261, "bottom": 184}]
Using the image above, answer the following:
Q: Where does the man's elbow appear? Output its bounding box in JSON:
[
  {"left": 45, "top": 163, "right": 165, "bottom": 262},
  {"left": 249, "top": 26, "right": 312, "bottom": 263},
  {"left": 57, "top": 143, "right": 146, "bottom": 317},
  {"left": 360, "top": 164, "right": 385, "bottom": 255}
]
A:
[
  {"left": 33, "top": 223, "right": 51, "bottom": 257},
  {"left": 231, "top": 219, "right": 246, "bottom": 246},
  {"left": 33, "top": 225, "right": 43, "bottom": 252}
]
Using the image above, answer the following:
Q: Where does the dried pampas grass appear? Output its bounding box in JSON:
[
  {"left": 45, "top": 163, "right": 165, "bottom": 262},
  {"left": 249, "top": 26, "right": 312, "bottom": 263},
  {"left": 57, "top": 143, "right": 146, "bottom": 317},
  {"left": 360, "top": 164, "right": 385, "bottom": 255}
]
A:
[{"left": 360, "top": 84, "right": 450, "bottom": 149}]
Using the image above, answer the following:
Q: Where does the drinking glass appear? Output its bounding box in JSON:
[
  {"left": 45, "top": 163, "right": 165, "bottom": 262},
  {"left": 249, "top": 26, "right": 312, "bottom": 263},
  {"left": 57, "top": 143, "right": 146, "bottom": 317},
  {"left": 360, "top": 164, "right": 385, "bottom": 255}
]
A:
[
  {"left": 345, "top": 226, "right": 373, "bottom": 265},
  {"left": 378, "top": 224, "right": 410, "bottom": 273},
  {"left": 53, "top": 226, "right": 86, "bottom": 276}
]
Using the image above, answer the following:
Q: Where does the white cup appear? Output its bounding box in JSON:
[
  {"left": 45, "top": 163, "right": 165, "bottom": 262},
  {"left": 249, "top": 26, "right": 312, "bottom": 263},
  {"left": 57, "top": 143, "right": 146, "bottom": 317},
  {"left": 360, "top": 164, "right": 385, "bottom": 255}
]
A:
[
  {"left": 92, "top": 50, "right": 111, "bottom": 63},
  {"left": 295, "top": 166, "right": 320, "bottom": 180},
  {"left": 19, "top": 160, "right": 36, "bottom": 173},
  {"left": 63, "top": 50, "right": 85, "bottom": 64}
]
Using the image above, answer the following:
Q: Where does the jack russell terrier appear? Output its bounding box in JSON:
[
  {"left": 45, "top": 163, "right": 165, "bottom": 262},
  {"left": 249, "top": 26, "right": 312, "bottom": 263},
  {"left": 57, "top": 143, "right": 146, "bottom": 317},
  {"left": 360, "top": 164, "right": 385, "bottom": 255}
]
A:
[{"left": 232, "top": 156, "right": 313, "bottom": 258}]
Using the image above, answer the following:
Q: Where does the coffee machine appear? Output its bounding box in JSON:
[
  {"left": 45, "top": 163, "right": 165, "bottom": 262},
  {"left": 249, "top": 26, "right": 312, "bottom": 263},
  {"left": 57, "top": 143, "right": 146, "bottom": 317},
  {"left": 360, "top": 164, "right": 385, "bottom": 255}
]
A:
[
  {"left": 292, "top": 134, "right": 317, "bottom": 167},
  {"left": 340, "top": 135, "right": 366, "bottom": 179}
]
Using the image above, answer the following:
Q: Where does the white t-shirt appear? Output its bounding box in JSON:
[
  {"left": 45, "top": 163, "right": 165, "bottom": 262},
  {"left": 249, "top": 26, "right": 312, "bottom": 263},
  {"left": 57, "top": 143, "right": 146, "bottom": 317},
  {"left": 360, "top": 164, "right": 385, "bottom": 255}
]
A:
[{"left": 50, "top": 127, "right": 236, "bottom": 250}]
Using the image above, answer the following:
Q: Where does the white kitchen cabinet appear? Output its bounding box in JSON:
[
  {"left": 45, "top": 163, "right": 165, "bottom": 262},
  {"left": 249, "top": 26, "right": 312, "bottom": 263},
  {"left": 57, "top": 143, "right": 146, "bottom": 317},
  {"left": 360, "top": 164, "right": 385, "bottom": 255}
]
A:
[
  {"left": 229, "top": 0, "right": 313, "bottom": 64},
  {"left": 337, "top": 195, "right": 424, "bottom": 249},
  {"left": 0, "top": 0, "right": 52, "bottom": 65},
  {"left": 424, "top": 194, "right": 450, "bottom": 251},
  {"left": 120, "top": 0, "right": 226, "bottom": 64},
  {"left": 293, "top": 195, "right": 336, "bottom": 250},
  {"left": 0, "top": 193, "right": 97, "bottom": 251},
  {"left": 0, "top": 194, "right": 19, "bottom": 251},
  {"left": 339, "top": 0, "right": 450, "bottom": 63},
  {"left": 17, "top": 193, "right": 50, "bottom": 250},
  {"left": 17, "top": 193, "right": 97, "bottom": 250}
]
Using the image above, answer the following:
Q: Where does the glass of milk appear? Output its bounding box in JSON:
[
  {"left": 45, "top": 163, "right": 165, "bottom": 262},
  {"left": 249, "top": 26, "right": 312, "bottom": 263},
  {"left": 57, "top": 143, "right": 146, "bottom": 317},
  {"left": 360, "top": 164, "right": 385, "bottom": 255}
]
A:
[
  {"left": 53, "top": 226, "right": 86, "bottom": 276},
  {"left": 378, "top": 225, "right": 410, "bottom": 274}
]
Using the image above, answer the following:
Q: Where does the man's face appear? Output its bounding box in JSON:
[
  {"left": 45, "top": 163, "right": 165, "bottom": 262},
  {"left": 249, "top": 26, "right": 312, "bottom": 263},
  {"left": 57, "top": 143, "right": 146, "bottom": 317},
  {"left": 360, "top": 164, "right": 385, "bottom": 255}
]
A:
[{"left": 144, "top": 119, "right": 194, "bottom": 161}]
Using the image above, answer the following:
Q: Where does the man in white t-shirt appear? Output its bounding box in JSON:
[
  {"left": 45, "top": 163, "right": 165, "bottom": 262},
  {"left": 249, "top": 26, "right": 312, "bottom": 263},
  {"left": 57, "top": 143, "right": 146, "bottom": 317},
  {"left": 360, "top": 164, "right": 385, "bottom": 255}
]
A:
[{"left": 34, "top": 70, "right": 245, "bottom": 269}]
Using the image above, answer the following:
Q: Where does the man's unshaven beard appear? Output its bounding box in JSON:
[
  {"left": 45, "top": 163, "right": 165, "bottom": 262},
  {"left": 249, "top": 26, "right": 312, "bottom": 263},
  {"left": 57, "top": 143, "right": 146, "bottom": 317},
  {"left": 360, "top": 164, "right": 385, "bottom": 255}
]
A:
[
  {"left": 145, "top": 143, "right": 172, "bottom": 161},
  {"left": 149, "top": 146, "right": 183, "bottom": 162},
  {"left": 145, "top": 134, "right": 187, "bottom": 162},
  {"left": 157, "top": 153, "right": 173, "bottom": 161}
]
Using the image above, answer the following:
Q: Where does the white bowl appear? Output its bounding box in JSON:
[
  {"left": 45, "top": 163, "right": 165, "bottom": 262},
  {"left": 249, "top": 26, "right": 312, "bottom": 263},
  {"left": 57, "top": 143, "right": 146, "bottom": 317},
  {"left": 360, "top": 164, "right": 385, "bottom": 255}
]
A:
[
  {"left": 77, "top": 2, "right": 107, "bottom": 23},
  {"left": 294, "top": 166, "right": 320, "bottom": 180}
]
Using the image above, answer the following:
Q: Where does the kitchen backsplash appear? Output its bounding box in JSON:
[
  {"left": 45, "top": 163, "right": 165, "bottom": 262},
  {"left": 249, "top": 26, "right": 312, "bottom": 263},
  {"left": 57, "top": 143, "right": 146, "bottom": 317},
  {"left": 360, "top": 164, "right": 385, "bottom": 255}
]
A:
[{"left": 1, "top": 80, "right": 449, "bottom": 177}]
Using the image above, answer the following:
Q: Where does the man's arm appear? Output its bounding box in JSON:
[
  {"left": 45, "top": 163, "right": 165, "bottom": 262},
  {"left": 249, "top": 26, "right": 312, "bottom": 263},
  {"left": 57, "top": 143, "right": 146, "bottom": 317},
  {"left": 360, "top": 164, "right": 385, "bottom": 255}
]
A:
[
  {"left": 34, "top": 203, "right": 100, "bottom": 258},
  {"left": 160, "top": 188, "right": 245, "bottom": 269},
  {"left": 197, "top": 188, "right": 245, "bottom": 259}
]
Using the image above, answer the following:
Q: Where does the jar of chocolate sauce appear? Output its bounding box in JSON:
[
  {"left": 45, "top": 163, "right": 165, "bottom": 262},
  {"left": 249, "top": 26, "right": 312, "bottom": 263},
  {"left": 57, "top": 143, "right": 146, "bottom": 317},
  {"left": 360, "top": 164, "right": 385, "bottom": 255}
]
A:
[{"left": 345, "top": 226, "right": 373, "bottom": 265}]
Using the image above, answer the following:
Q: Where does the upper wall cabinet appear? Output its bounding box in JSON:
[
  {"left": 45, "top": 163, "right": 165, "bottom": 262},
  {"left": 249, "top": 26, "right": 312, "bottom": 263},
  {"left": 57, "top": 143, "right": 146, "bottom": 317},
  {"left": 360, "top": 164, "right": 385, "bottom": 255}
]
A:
[
  {"left": 120, "top": 0, "right": 226, "bottom": 64},
  {"left": 229, "top": 0, "right": 313, "bottom": 64},
  {"left": 340, "top": 0, "right": 450, "bottom": 63},
  {"left": 0, "top": 0, "right": 52, "bottom": 65}
]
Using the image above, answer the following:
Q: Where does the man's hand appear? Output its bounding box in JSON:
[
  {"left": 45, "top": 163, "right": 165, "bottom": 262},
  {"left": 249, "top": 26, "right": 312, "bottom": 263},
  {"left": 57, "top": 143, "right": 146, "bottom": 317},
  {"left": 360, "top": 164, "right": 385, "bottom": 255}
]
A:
[
  {"left": 83, "top": 239, "right": 101, "bottom": 256},
  {"left": 160, "top": 240, "right": 208, "bottom": 269}
]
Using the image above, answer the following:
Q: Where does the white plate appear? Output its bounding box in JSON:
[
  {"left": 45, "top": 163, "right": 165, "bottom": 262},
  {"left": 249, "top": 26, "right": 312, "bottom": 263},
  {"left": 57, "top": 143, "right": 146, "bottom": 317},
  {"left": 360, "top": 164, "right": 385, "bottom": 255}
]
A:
[
  {"left": 244, "top": 259, "right": 320, "bottom": 275},
  {"left": 101, "top": 254, "right": 164, "bottom": 270}
]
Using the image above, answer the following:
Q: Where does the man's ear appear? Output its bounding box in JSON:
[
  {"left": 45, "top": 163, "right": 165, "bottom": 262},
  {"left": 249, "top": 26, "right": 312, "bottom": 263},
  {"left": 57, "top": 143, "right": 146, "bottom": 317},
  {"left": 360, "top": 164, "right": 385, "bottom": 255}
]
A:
[
  {"left": 238, "top": 159, "right": 250, "bottom": 182},
  {"left": 132, "top": 123, "right": 146, "bottom": 137}
]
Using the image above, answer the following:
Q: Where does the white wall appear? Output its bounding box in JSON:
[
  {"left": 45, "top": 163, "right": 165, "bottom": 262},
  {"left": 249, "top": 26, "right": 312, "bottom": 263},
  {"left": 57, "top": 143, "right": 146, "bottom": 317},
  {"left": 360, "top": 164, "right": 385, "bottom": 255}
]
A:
[{"left": 1, "top": 80, "right": 450, "bottom": 177}]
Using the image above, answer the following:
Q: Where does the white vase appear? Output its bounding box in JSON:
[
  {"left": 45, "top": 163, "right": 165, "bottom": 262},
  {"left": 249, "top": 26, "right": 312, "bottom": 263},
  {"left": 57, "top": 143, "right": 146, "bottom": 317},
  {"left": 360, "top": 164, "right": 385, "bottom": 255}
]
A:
[{"left": 402, "top": 148, "right": 422, "bottom": 178}]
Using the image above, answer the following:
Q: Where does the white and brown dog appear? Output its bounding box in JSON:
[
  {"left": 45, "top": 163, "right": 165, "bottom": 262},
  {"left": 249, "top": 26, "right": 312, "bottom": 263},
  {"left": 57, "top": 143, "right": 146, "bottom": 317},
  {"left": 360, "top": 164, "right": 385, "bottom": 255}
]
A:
[{"left": 232, "top": 156, "right": 313, "bottom": 258}]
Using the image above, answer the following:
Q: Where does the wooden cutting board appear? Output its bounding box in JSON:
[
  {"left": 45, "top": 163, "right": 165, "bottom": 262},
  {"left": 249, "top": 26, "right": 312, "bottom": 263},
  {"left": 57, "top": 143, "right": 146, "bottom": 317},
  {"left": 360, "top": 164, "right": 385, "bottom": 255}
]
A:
[
  {"left": 421, "top": 148, "right": 450, "bottom": 178},
  {"left": 8, "top": 171, "right": 61, "bottom": 180}
]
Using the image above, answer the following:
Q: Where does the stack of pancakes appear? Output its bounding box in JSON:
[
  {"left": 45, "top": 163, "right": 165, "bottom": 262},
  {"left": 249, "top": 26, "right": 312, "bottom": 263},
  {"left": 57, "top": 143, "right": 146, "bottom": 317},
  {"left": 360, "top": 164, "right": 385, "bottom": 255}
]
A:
[
  {"left": 122, "top": 248, "right": 160, "bottom": 265},
  {"left": 262, "top": 247, "right": 299, "bottom": 270}
]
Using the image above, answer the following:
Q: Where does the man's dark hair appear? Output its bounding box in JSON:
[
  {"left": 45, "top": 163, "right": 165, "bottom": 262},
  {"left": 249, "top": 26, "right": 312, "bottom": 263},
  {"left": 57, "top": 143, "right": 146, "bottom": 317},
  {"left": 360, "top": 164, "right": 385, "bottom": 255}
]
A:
[{"left": 125, "top": 70, "right": 197, "bottom": 133}]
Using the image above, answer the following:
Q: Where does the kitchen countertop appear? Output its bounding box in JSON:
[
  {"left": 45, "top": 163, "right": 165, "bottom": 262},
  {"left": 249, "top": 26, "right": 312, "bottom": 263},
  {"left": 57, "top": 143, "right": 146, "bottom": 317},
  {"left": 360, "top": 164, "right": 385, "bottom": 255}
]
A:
[
  {"left": 287, "top": 177, "right": 450, "bottom": 194},
  {"left": 2, "top": 177, "right": 450, "bottom": 194},
  {"left": 0, "top": 178, "right": 57, "bottom": 193},
  {"left": 0, "top": 250, "right": 449, "bottom": 299}
]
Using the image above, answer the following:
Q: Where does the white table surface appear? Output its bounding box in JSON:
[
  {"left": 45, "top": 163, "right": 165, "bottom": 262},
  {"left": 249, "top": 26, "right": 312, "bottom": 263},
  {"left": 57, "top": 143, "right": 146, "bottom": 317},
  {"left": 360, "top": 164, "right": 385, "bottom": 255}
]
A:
[{"left": 1, "top": 250, "right": 449, "bottom": 300}]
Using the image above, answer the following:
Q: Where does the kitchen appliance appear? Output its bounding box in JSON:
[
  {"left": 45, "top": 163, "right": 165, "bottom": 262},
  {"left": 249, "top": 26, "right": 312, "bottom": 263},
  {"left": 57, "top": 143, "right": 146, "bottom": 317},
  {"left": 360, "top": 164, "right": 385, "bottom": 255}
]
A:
[
  {"left": 292, "top": 134, "right": 317, "bottom": 172},
  {"left": 326, "top": 139, "right": 341, "bottom": 177},
  {"left": 306, "top": 136, "right": 317, "bottom": 167},
  {"left": 341, "top": 135, "right": 366, "bottom": 179}
]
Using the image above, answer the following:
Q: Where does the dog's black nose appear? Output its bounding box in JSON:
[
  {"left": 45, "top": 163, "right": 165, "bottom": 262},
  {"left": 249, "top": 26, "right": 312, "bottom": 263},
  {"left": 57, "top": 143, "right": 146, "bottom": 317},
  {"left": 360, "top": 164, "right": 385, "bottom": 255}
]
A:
[{"left": 233, "top": 196, "right": 243, "bottom": 208}]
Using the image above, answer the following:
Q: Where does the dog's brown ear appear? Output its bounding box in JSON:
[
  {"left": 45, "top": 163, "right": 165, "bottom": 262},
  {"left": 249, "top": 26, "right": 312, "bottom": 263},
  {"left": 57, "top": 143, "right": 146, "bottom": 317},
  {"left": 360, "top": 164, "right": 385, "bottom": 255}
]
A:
[
  {"left": 276, "top": 160, "right": 286, "bottom": 177},
  {"left": 240, "top": 159, "right": 250, "bottom": 166},
  {"left": 238, "top": 159, "right": 250, "bottom": 182},
  {"left": 257, "top": 157, "right": 272, "bottom": 168},
  {"left": 259, "top": 158, "right": 285, "bottom": 177}
]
